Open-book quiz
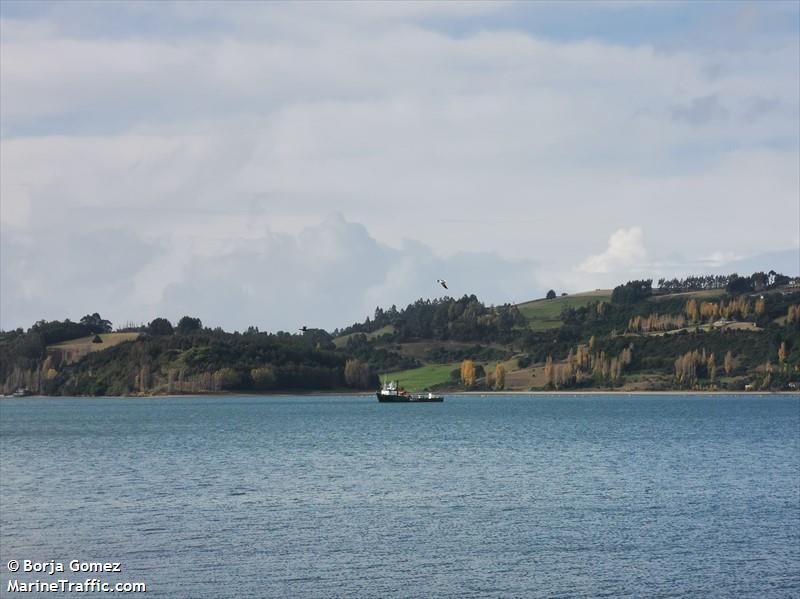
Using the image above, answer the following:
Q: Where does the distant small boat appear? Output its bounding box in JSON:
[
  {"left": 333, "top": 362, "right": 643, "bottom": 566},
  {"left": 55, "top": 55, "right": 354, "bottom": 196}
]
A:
[
  {"left": 12, "top": 388, "right": 32, "bottom": 397},
  {"left": 377, "top": 380, "right": 443, "bottom": 402}
]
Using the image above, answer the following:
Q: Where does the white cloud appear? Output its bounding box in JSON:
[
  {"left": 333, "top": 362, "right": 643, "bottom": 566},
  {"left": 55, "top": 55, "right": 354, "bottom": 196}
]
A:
[
  {"left": 0, "top": 228, "right": 161, "bottom": 329},
  {"left": 0, "top": 3, "right": 798, "bottom": 329},
  {"left": 155, "top": 214, "right": 541, "bottom": 331},
  {"left": 579, "top": 227, "right": 648, "bottom": 274},
  {"left": 700, "top": 251, "right": 742, "bottom": 267},
  {"left": 0, "top": 213, "right": 543, "bottom": 331}
]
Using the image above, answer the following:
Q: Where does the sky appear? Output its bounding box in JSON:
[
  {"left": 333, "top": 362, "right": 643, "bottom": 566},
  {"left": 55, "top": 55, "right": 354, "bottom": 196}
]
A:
[{"left": 1, "top": 0, "right": 799, "bottom": 332}]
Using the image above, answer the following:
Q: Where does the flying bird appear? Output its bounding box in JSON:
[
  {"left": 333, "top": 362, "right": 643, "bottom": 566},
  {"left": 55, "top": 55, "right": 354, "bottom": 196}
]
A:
[{"left": 437, "top": 279, "right": 448, "bottom": 290}]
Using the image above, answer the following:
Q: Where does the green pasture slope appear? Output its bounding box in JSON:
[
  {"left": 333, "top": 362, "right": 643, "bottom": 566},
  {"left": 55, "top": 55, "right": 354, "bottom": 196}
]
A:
[
  {"left": 516, "top": 291, "right": 611, "bottom": 330},
  {"left": 382, "top": 362, "right": 461, "bottom": 390},
  {"left": 333, "top": 325, "right": 396, "bottom": 348}
]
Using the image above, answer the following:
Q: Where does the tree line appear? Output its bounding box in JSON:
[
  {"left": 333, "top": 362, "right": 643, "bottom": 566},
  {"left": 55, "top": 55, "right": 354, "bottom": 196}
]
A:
[
  {"left": 656, "top": 271, "right": 793, "bottom": 295},
  {"left": 336, "top": 295, "right": 527, "bottom": 343}
]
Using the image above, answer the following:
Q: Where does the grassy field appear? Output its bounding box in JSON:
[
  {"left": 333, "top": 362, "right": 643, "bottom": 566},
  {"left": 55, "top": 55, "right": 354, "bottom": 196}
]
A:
[
  {"left": 504, "top": 364, "right": 542, "bottom": 390},
  {"left": 382, "top": 362, "right": 461, "bottom": 390},
  {"left": 640, "top": 321, "right": 760, "bottom": 337},
  {"left": 521, "top": 319, "right": 564, "bottom": 332},
  {"left": 333, "top": 325, "right": 396, "bottom": 348},
  {"left": 48, "top": 332, "right": 140, "bottom": 363},
  {"left": 648, "top": 289, "right": 727, "bottom": 302},
  {"left": 384, "top": 358, "right": 521, "bottom": 390},
  {"left": 381, "top": 340, "right": 508, "bottom": 360},
  {"left": 517, "top": 292, "right": 611, "bottom": 330}
]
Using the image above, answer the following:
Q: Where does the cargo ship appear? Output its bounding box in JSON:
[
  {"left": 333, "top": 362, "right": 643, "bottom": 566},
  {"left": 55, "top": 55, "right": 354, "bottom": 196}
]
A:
[{"left": 377, "top": 380, "right": 444, "bottom": 402}]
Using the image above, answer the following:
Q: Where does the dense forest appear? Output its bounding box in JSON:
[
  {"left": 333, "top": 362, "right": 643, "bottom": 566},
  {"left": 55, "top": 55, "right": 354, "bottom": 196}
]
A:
[
  {"left": 334, "top": 295, "right": 527, "bottom": 343},
  {"left": 1, "top": 270, "right": 799, "bottom": 395}
]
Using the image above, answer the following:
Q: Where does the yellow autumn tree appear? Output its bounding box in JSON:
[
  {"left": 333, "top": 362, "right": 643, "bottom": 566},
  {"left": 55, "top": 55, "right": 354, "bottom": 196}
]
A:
[
  {"left": 778, "top": 342, "right": 787, "bottom": 365},
  {"left": 761, "top": 363, "right": 772, "bottom": 390},
  {"left": 724, "top": 351, "right": 734, "bottom": 376},
  {"left": 700, "top": 302, "right": 720, "bottom": 321},
  {"left": 543, "top": 355, "right": 554, "bottom": 388},
  {"left": 576, "top": 344, "right": 589, "bottom": 369},
  {"left": 685, "top": 299, "right": 700, "bottom": 323},
  {"left": 251, "top": 366, "right": 276, "bottom": 390},
  {"left": 566, "top": 348, "right": 575, "bottom": 372},
  {"left": 460, "top": 359, "right": 476, "bottom": 387},
  {"left": 494, "top": 363, "right": 506, "bottom": 390},
  {"left": 213, "top": 367, "right": 241, "bottom": 391},
  {"left": 754, "top": 297, "right": 766, "bottom": 316},
  {"left": 344, "top": 359, "right": 371, "bottom": 389}
]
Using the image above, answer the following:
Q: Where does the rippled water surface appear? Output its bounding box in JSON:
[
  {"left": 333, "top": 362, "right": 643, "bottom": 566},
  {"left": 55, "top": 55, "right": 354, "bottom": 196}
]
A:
[{"left": 1, "top": 394, "right": 798, "bottom": 598}]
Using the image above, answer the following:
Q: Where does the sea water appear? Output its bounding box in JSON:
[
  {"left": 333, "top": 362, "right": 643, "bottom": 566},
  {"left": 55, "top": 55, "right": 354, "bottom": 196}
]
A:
[{"left": 1, "top": 394, "right": 798, "bottom": 598}]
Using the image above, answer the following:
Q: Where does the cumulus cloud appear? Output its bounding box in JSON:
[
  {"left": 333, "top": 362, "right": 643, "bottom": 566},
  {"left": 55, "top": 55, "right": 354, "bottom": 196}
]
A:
[
  {"left": 0, "top": 2, "right": 798, "bottom": 329},
  {"left": 0, "top": 213, "right": 543, "bottom": 331},
  {"left": 700, "top": 251, "right": 743, "bottom": 267},
  {"left": 156, "top": 214, "right": 541, "bottom": 331},
  {"left": 579, "top": 227, "right": 648, "bottom": 274},
  {"left": 1, "top": 228, "right": 161, "bottom": 329}
]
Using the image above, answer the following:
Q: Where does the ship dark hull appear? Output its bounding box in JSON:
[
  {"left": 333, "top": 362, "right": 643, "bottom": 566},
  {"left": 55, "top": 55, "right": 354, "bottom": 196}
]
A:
[{"left": 376, "top": 392, "right": 443, "bottom": 402}]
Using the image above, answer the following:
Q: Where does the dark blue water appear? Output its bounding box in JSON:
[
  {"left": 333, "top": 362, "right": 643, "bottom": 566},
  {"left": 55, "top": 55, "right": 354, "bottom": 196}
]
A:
[{"left": 1, "top": 394, "right": 798, "bottom": 598}]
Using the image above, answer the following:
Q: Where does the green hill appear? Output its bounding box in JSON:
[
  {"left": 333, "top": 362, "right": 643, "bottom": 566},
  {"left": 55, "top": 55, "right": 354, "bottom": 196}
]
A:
[
  {"left": 2, "top": 272, "right": 798, "bottom": 395},
  {"left": 333, "top": 325, "right": 396, "bottom": 348},
  {"left": 516, "top": 291, "right": 611, "bottom": 330},
  {"left": 48, "top": 332, "right": 140, "bottom": 363},
  {"left": 381, "top": 363, "right": 461, "bottom": 390}
]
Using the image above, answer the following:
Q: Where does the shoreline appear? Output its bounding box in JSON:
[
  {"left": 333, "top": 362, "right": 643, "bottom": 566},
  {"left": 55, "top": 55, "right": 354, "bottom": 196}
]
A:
[
  {"left": 3, "top": 390, "right": 798, "bottom": 399},
  {"left": 458, "top": 390, "right": 800, "bottom": 396}
]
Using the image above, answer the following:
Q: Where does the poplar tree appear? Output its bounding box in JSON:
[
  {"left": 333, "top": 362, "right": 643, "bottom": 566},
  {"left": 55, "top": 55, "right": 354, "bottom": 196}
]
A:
[
  {"left": 685, "top": 299, "right": 700, "bottom": 323},
  {"left": 724, "top": 351, "right": 734, "bottom": 376},
  {"left": 494, "top": 363, "right": 506, "bottom": 390},
  {"left": 543, "top": 355, "right": 554, "bottom": 388},
  {"left": 460, "top": 359, "right": 476, "bottom": 387}
]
